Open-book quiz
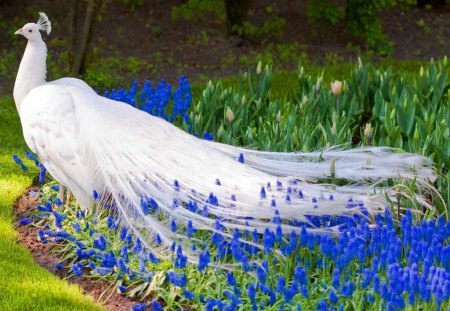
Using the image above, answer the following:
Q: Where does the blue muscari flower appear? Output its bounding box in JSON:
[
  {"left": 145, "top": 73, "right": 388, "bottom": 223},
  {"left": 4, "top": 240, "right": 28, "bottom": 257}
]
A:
[
  {"left": 198, "top": 250, "right": 210, "bottom": 271},
  {"left": 175, "top": 245, "right": 187, "bottom": 268},
  {"left": 102, "top": 251, "right": 117, "bottom": 268},
  {"left": 294, "top": 265, "right": 307, "bottom": 285},
  {"left": 263, "top": 228, "right": 275, "bottom": 254},
  {"left": 88, "top": 260, "right": 96, "bottom": 269},
  {"left": 330, "top": 289, "right": 338, "bottom": 304},
  {"left": 284, "top": 283, "right": 297, "bottom": 303},
  {"left": 174, "top": 179, "right": 180, "bottom": 191},
  {"left": 332, "top": 268, "right": 341, "bottom": 288},
  {"left": 248, "top": 283, "right": 256, "bottom": 304},
  {"left": 95, "top": 267, "right": 113, "bottom": 275},
  {"left": 51, "top": 184, "right": 60, "bottom": 192},
  {"left": 361, "top": 268, "right": 371, "bottom": 288},
  {"left": 56, "top": 262, "right": 63, "bottom": 270},
  {"left": 132, "top": 303, "right": 147, "bottom": 311},
  {"left": 170, "top": 219, "right": 177, "bottom": 233},
  {"left": 155, "top": 234, "right": 162, "bottom": 244},
  {"left": 132, "top": 237, "right": 142, "bottom": 254},
  {"left": 259, "top": 283, "right": 276, "bottom": 305},
  {"left": 300, "top": 226, "right": 308, "bottom": 246},
  {"left": 257, "top": 260, "right": 268, "bottom": 283},
  {"left": 53, "top": 211, "right": 66, "bottom": 228},
  {"left": 167, "top": 271, "right": 187, "bottom": 287},
  {"left": 119, "top": 227, "right": 128, "bottom": 241},
  {"left": 300, "top": 285, "right": 309, "bottom": 298},
  {"left": 226, "top": 271, "right": 236, "bottom": 287},
  {"left": 200, "top": 203, "right": 210, "bottom": 216},
  {"left": 276, "top": 180, "right": 282, "bottom": 191},
  {"left": 241, "top": 254, "right": 250, "bottom": 272},
  {"left": 260, "top": 186, "right": 266, "bottom": 199},
  {"left": 140, "top": 198, "right": 149, "bottom": 215},
  {"left": 93, "top": 190, "right": 99, "bottom": 201},
  {"left": 37, "top": 203, "right": 51, "bottom": 212},
  {"left": 71, "top": 264, "right": 82, "bottom": 277},
  {"left": 317, "top": 299, "right": 327, "bottom": 311},
  {"left": 238, "top": 153, "right": 245, "bottom": 163},
  {"left": 183, "top": 289, "right": 194, "bottom": 301},
  {"left": 54, "top": 198, "right": 62, "bottom": 206},
  {"left": 285, "top": 194, "right": 291, "bottom": 204},
  {"left": 38, "top": 229, "right": 48, "bottom": 243},
  {"left": 284, "top": 230, "right": 297, "bottom": 256},
  {"left": 187, "top": 220, "right": 196, "bottom": 238},
  {"left": 70, "top": 222, "right": 81, "bottom": 233},
  {"left": 118, "top": 285, "right": 126, "bottom": 293},
  {"left": 276, "top": 276, "right": 285, "bottom": 293},
  {"left": 94, "top": 234, "right": 107, "bottom": 251},
  {"left": 117, "top": 258, "right": 127, "bottom": 273},
  {"left": 215, "top": 178, "right": 221, "bottom": 186},
  {"left": 19, "top": 217, "right": 33, "bottom": 225},
  {"left": 341, "top": 281, "right": 354, "bottom": 297}
]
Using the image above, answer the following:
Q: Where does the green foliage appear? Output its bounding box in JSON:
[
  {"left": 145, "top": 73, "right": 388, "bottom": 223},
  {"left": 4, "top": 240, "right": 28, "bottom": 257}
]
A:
[
  {"left": 189, "top": 58, "right": 450, "bottom": 210},
  {"left": 307, "top": 0, "right": 416, "bottom": 56},
  {"left": 171, "top": 0, "right": 225, "bottom": 21},
  {"left": 121, "top": 0, "right": 144, "bottom": 10},
  {"left": 307, "top": 0, "right": 345, "bottom": 26},
  {"left": 233, "top": 13, "right": 286, "bottom": 40}
]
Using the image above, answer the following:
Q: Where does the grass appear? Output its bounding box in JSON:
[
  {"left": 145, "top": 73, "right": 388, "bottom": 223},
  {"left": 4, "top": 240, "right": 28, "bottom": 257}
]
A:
[{"left": 0, "top": 97, "right": 102, "bottom": 311}]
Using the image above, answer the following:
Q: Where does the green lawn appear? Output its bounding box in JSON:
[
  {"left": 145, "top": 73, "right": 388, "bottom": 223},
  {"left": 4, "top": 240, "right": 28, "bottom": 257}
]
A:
[{"left": 0, "top": 97, "right": 102, "bottom": 311}]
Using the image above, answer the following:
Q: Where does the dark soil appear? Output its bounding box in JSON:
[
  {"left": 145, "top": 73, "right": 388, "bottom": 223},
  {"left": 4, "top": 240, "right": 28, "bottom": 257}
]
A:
[
  {"left": 14, "top": 187, "right": 142, "bottom": 311},
  {"left": 0, "top": 0, "right": 449, "bottom": 96}
]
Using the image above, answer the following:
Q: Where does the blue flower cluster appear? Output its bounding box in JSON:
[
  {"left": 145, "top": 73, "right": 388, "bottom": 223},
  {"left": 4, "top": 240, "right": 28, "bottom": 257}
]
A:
[{"left": 104, "top": 76, "right": 192, "bottom": 124}]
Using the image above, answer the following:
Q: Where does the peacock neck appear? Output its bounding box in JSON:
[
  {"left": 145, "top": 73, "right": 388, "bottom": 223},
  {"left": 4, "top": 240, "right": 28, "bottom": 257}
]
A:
[{"left": 14, "top": 39, "right": 47, "bottom": 112}]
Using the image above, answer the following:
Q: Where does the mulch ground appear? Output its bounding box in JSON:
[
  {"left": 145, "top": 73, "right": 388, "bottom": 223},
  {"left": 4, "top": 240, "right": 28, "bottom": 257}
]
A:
[{"left": 14, "top": 187, "right": 140, "bottom": 311}]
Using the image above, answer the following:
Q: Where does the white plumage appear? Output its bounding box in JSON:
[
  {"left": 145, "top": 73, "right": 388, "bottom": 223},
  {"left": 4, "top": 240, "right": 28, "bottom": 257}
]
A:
[{"left": 14, "top": 13, "right": 435, "bottom": 262}]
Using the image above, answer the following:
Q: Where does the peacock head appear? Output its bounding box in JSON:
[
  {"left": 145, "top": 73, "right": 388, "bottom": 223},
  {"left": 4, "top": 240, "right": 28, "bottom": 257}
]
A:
[{"left": 15, "top": 12, "right": 51, "bottom": 41}]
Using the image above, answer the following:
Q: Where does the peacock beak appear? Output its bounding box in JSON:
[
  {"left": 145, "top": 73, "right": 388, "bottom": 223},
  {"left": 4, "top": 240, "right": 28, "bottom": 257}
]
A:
[{"left": 14, "top": 29, "right": 23, "bottom": 35}]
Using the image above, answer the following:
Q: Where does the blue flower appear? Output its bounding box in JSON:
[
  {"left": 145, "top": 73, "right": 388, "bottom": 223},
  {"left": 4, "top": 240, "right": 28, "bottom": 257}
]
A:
[
  {"left": 95, "top": 267, "right": 113, "bottom": 275},
  {"left": 294, "top": 265, "right": 307, "bottom": 285},
  {"left": 276, "top": 276, "right": 285, "bottom": 293},
  {"left": 167, "top": 271, "right": 187, "bottom": 287},
  {"left": 260, "top": 186, "right": 266, "bottom": 199},
  {"left": 226, "top": 271, "right": 236, "bottom": 287},
  {"left": 131, "top": 303, "right": 147, "bottom": 311},
  {"left": 18, "top": 217, "right": 33, "bottom": 226},
  {"left": 341, "top": 281, "right": 354, "bottom": 298},
  {"left": 248, "top": 283, "right": 256, "bottom": 303},
  {"left": 53, "top": 211, "right": 66, "bottom": 228},
  {"left": 94, "top": 234, "right": 107, "bottom": 251},
  {"left": 71, "top": 263, "right": 82, "bottom": 277},
  {"left": 183, "top": 289, "right": 194, "bottom": 301},
  {"left": 257, "top": 261, "right": 268, "bottom": 283},
  {"left": 132, "top": 237, "right": 142, "bottom": 254},
  {"left": 198, "top": 250, "right": 210, "bottom": 271},
  {"left": 170, "top": 219, "right": 177, "bottom": 232},
  {"left": 329, "top": 289, "right": 338, "bottom": 304},
  {"left": 238, "top": 153, "right": 245, "bottom": 163},
  {"left": 155, "top": 234, "right": 162, "bottom": 244}
]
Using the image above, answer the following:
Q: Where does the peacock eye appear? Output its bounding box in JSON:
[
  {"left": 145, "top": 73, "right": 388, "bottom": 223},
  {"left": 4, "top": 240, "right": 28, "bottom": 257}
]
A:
[{"left": 29, "top": 29, "right": 32, "bottom": 33}]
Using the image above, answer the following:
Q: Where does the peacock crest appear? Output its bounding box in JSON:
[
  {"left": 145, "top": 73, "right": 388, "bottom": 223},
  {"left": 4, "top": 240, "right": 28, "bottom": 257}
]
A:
[{"left": 37, "top": 12, "right": 51, "bottom": 35}]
